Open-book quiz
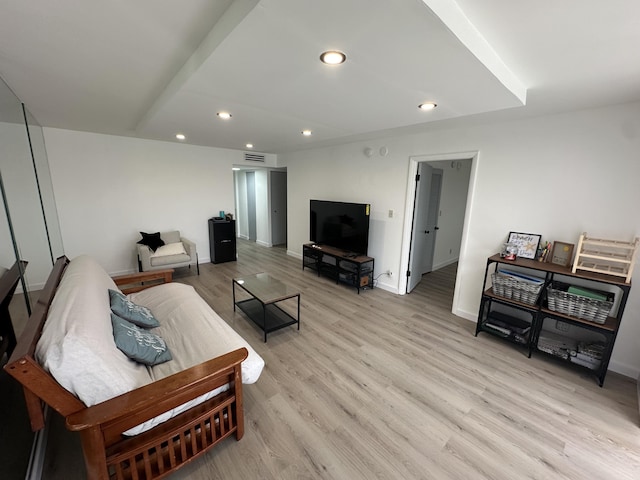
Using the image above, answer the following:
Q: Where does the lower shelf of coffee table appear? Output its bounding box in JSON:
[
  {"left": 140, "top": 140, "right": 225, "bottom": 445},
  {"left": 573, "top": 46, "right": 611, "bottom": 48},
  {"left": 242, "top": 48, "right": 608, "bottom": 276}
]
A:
[{"left": 235, "top": 298, "right": 298, "bottom": 335}]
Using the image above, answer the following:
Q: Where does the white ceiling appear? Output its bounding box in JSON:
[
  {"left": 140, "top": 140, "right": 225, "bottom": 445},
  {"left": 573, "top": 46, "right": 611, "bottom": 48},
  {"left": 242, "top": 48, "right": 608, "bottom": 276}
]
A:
[{"left": 1, "top": 0, "right": 638, "bottom": 154}]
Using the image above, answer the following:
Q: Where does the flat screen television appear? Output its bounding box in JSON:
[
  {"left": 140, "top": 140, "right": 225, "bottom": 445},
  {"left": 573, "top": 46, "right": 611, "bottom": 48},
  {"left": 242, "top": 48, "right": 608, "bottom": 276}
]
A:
[{"left": 310, "top": 200, "right": 370, "bottom": 255}]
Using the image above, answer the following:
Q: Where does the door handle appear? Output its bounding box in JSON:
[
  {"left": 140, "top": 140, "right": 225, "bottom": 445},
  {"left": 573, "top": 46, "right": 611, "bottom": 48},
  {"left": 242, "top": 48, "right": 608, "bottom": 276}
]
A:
[
  {"left": 425, "top": 230, "right": 430, "bottom": 234},
  {"left": 434, "top": 226, "right": 440, "bottom": 230}
]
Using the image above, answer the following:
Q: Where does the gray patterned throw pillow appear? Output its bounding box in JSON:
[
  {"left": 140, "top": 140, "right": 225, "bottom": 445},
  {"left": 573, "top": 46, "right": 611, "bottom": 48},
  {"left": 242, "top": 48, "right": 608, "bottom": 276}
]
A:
[
  {"left": 111, "top": 313, "right": 172, "bottom": 366},
  {"left": 109, "top": 289, "right": 160, "bottom": 328}
]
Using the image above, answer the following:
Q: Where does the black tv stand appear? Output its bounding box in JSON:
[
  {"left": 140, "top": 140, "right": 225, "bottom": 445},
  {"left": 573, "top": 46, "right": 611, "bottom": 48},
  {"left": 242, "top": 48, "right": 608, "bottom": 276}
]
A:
[{"left": 302, "top": 243, "right": 374, "bottom": 293}]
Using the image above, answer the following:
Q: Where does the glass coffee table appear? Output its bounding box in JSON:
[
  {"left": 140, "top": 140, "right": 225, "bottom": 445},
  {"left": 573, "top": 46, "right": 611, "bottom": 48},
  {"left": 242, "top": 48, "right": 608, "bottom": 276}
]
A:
[{"left": 232, "top": 273, "right": 300, "bottom": 342}]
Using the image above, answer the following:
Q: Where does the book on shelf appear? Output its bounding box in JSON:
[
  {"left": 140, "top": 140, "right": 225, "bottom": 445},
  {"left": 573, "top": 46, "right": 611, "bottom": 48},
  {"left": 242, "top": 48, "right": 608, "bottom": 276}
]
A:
[
  {"left": 567, "top": 285, "right": 609, "bottom": 302},
  {"left": 486, "top": 311, "right": 531, "bottom": 335},
  {"left": 496, "top": 269, "right": 545, "bottom": 285}
]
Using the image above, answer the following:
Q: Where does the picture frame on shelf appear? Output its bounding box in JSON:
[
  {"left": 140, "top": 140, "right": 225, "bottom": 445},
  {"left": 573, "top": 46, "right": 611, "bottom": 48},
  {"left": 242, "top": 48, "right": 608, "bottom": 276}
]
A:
[
  {"left": 507, "top": 232, "right": 542, "bottom": 259},
  {"left": 551, "top": 241, "right": 575, "bottom": 267}
]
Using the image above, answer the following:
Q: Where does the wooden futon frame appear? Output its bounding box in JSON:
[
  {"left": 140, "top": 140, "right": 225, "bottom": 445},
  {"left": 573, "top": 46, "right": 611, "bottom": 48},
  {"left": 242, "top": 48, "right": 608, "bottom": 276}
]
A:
[{"left": 5, "top": 256, "right": 248, "bottom": 480}]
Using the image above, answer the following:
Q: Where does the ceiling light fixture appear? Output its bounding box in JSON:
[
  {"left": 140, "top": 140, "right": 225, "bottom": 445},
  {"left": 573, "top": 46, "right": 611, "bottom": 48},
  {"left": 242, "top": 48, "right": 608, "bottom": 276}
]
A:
[
  {"left": 246, "top": 143, "right": 253, "bottom": 149},
  {"left": 217, "top": 111, "right": 232, "bottom": 119},
  {"left": 418, "top": 102, "right": 437, "bottom": 111},
  {"left": 302, "top": 130, "right": 312, "bottom": 136},
  {"left": 175, "top": 133, "right": 186, "bottom": 140},
  {"left": 320, "top": 50, "right": 346, "bottom": 65}
]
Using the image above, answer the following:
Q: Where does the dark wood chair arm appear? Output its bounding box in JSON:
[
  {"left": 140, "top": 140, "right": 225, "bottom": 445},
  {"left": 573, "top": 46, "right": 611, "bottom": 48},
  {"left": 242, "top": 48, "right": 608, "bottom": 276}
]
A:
[
  {"left": 66, "top": 347, "right": 248, "bottom": 433},
  {"left": 111, "top": 269, "right": 174, "bottom": 294}
]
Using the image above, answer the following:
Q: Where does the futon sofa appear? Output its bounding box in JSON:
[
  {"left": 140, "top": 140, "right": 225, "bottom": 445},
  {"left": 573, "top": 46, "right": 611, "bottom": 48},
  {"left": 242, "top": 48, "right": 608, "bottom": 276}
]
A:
[{"left": 5, "top": 254, "right": 264, "bottom": 479}]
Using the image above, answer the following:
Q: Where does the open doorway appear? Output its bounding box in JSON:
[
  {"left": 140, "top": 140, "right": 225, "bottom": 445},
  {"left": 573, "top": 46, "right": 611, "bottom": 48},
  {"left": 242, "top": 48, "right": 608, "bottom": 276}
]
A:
[
  {"left": 233, "top": 168, "right": 287, "bottom": 248},
  {"left": 403, "top": 154, "right": 474, "bottom": 295}
]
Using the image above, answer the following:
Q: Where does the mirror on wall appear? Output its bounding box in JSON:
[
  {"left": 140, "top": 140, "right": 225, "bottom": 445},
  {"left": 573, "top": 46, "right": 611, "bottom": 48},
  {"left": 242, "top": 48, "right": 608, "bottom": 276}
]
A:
[{"left": 0, "top": 75, "right": 64, "bottom": 478}]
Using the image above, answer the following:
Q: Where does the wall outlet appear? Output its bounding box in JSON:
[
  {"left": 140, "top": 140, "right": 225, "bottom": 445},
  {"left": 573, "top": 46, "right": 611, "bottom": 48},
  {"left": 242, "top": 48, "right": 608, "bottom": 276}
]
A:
[
  {"left": 388, "top": 209, "right": 394, "bottom": 218},
  {"left": 555, "top": 320, "right": 570, "bottom": 332},
  {"left": 386, "top": 270, "right": 393, "bottom": 277}
]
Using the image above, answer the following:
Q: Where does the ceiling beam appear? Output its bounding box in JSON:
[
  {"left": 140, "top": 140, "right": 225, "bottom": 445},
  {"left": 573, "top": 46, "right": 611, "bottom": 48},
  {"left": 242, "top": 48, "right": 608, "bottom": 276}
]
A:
[
  {"left": 423, "top": 0, "right": 527, "bottom": 105},
  {"left": 135, "top": 0, "right": 260, "bottom": 131}
]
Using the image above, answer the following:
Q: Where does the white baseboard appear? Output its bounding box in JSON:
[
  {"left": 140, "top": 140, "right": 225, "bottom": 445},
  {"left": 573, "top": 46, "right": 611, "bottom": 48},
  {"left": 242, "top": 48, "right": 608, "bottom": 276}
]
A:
[
  {"left": 375, "top": 281, "right": 399, "bottom": 294},
  {"left": 607, "top": 360, "right": 638, "bottom": 380},
  {"left": 287, "top": 250, "right": 302, "bottom": 259},
  {"left": 256, "top": 240, "right": 272, "bottom": 248},
  {"left": 453, "top": 307, "right": 477, "bottom": 323},
  {"left": 433, "top": 257, "right": 459, "bottom": 271}
]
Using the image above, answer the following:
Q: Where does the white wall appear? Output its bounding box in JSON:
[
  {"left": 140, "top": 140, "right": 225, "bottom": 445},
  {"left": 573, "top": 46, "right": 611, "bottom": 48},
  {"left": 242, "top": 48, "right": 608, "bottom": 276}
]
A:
[
  {"left": 279, "top": 101, "right": 640, "bottom": 378},
  {"left": 43, "top": 128, "right": 276, "bottom": 274},
  {"left": 283, "top": 144, "right": 408, "bottom": 292}
]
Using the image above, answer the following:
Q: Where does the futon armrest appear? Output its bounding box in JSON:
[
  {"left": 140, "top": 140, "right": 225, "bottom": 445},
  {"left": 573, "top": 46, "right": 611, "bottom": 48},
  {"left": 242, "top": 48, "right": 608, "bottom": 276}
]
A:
[
  {"left": 65, "top": 348, "right": 248, "bottom": 433},
  {"left": 112, "top": 269, "right": 173, "bottom": 294}
]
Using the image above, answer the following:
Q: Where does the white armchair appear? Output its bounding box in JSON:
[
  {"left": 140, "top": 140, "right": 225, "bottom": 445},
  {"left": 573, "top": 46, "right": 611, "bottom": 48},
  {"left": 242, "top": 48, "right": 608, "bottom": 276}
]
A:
[{"left": 137, "top": 230, "right": 199, "bottom": 275}]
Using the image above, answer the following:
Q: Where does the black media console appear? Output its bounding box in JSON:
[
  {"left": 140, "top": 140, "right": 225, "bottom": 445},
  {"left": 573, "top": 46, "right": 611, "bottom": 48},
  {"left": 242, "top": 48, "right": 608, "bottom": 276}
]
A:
[{"left": 302, "top": 243, "right": 374, "bottom": 294}]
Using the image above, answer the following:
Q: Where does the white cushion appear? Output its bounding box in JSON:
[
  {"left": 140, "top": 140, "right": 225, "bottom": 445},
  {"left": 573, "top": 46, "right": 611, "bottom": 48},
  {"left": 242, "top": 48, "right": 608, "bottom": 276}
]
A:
[
  {"left": 123, "top": 282, "right": 265, "bottom": 435},
  {"left": 150, "top": 242, "right": 186, "bottom": 258},
  {"left": 130, "top": 282, "right": 264, "bottom": 384},
  {"left": 35, "top": 255, "right": 152, "bottom": 407}
]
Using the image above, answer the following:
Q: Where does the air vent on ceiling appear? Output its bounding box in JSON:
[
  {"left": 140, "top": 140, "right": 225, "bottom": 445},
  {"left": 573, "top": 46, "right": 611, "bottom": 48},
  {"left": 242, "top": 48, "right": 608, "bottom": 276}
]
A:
[{"left": 244, "top": 152, "right": 265, "bottom": 162}]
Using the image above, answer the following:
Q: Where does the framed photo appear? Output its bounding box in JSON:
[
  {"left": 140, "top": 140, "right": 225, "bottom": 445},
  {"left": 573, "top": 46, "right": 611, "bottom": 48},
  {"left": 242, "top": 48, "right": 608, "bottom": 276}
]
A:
[
  {"left": 507, "top": 232, "right": 541, "bottom": 259},
  {"left": 551, "top": 241, "right": 575, "bottom": 267}
]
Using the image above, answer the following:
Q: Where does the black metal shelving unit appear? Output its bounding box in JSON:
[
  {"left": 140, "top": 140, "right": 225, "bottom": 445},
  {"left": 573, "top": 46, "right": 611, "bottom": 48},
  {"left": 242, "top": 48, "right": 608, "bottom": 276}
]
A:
[
  {"left": 302, "top": 243, "right": 374, "bottom": 293},
  {"left": 476, "top": 254, "right": 631, "bottom": 386}
]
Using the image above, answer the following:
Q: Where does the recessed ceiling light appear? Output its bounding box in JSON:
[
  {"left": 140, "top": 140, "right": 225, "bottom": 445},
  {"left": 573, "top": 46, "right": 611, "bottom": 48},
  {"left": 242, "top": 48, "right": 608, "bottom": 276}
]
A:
[
  {"left": 175, "top": 133, "right": 186, "bottom": 140},
  {"left": 246, "top": 143, "right": 253, "bottom": 149},
  {"left": 320, "top": 51, "right": 346, "bottom": 65},
  {"left": 418, "top": 102, "right": 437, "bottom": 111},
  {"left": 302, "top": 130, "right": 312, "bottom": 136},
  {"left": 217, "top": 112, "right": 232, "bottom": 119}
]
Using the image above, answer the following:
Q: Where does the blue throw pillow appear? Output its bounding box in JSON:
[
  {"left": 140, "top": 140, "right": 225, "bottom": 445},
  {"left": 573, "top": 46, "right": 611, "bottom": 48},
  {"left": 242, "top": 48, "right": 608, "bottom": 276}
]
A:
[
  {"left": 111, "top": 313, "right": 172, "bottom": 366},
  {"left": 109, "top": 289, "right": 160, "bottom": 328}
]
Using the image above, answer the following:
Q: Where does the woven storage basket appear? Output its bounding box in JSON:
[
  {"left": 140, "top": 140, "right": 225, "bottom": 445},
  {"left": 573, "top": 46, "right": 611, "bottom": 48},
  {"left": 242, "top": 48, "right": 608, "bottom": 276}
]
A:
[
  {"left": 546, "top": 284, "right": 613, "bottom": 324},
  {"left": 491, "top": 272, "right": 543, "bottom": 305}
]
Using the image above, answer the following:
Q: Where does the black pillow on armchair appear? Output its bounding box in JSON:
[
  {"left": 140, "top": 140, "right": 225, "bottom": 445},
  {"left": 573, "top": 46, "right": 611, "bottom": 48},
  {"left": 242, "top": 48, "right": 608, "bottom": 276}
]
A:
[{"left": 137, "top": 232, "right": 165, "bottom": 252}]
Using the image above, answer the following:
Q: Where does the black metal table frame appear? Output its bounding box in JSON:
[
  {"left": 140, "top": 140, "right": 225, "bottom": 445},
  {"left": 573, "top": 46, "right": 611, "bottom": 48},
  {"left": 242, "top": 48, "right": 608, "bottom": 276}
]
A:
[{"left": 232, "top": 277, "right": 300, "bottom": 342}]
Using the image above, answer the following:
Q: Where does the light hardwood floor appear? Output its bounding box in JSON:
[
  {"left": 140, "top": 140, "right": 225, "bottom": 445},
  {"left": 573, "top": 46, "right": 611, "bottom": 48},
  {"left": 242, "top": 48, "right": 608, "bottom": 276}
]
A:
[{"left": 42, "top": 240, "right": 640, "bottom": 479}]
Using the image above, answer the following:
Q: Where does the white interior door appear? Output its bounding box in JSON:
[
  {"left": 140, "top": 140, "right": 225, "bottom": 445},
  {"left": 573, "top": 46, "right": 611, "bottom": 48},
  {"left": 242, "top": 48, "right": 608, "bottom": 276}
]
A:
[{"left": 407, "top": 163, "right": 433, "bottom": 293}]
